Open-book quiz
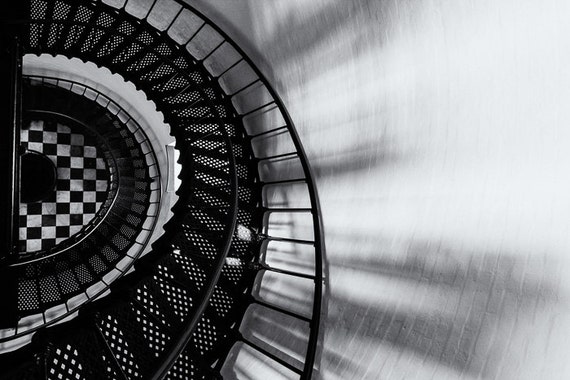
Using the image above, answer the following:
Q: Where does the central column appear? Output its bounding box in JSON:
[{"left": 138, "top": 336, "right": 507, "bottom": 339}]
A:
[
  {"left": 0, "top": 2, "right": 27, "bottom": 327},
  {"left": 0, "top": 1, "right": 28, "bottom": 263}
]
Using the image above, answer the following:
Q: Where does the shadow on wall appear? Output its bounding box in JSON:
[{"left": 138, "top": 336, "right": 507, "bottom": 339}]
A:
[
  {"left": 251, "top": 0, "right": 385, "bottom": 76},
  {"left": 222, "top": 230, "right": 560, "bottom": 379},
  {"left": 320, "top": 233, "right": 560, "bottom": 379},
  {"left": 195, "top": 0, "right": 570, "bottom": 378},
  {"left": 221, "top": 168, "right": 325, "bottom": 379},
  {"left": 229, "top": 0, "right": 410, "bottom": 181}
]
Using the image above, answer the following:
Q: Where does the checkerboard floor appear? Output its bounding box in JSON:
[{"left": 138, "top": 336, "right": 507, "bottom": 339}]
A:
[{"left": 18, "top": 120, "right": 112, "bottom": 253}]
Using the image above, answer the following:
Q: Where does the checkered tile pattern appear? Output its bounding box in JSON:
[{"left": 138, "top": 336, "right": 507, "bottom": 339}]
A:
[{"left": 19, "top": 120, "right": 111, "bottom": 253}]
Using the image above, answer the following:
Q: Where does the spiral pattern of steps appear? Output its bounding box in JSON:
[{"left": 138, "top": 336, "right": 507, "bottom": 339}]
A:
[
  {"left": 0, "top": 76, "right": 161, "bottom": 341},
  {"left": 0, "top": 0, "right": 324, "bottom": 379}
]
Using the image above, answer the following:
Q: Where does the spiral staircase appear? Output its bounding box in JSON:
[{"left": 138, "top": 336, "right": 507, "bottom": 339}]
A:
[{"left": 0, "top": 1, "right": 323, "bottom": 379}]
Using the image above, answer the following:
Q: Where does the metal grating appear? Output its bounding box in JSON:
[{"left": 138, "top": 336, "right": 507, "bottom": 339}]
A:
[{"left": 0, "top": 0, "right": 325, "bottom": 379}]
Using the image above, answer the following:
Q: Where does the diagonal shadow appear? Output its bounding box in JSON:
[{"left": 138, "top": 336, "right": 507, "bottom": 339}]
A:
[
  {"left": 249, "top": 0, "right": 393, "bottom": 77},
  {"left": 319, "top": 234, "right": 559, "bottom": 379}
]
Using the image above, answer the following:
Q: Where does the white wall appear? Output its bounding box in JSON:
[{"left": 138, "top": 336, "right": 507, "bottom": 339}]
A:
[{"left": 193, "top": 0, "right": 570, "bottom": 379}]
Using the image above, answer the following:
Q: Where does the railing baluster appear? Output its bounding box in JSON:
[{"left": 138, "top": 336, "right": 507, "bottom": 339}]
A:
[
  {"left": 228, "top": 78, "right": 261, "bottom": 97},
  {"left": 216, "top": 57, "right": 244, "bottom": 79},
  {"left": 241, "top": 337, "right": 303, "bottom": 375},
  {"left": 200, "top": 40, "right": 225, "bottom": 63},
  {"left": 262, "top": 178, "right": 306, "bottom": 186},
  {"left": 240, "top": 100, "right": 276, "bottom": 117},
  {"left": 143, "top": 0, "right": 160, "bottom": 21},
  {"left": 9, "top": 4, "right": 325, "bottom": 380},
  {"left": 257, "top": 151, "right": 298, "bottom": 161},
  {"left": 253, "top": 298, "right": 311, "bottom": 323},
  {"left": 263, "top": 207, "right": 312, "bottom": 213},
  {"left": 183, "top": 22, "right": 205, "bottom": 45},
  {"left": 249, "top": 125, "right": 288, "bottom": 139},
  {"left": 165, "top": 7, "right": 184, "bottom": 31},
  {"left": 261, "top": 265, "right": 315, "bottom": 280},
  {"left": 265, "top": 236, "right": 315, "bottom": 245}
]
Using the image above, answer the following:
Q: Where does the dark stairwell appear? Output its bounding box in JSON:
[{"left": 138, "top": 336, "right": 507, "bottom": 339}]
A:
[{"left": 0, "top": 1, "right": 324, "bottom": 379}]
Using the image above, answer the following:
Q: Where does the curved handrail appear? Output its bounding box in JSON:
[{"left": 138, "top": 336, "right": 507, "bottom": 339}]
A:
[
  {"left": 151, "top": 128, "right": 239, "bottom": 379},
  {"left": 167, "top": 2, "right": 325, "bottom": 378},
  {"left": 21, "top": 76, "right": 163, "bottom": 262},
  {"left": 14, "top": 108, "right": 122, "bottom": 264},
  {"left": 23, "top": 5, "right": 243, "bottom": 375},
  {"left": 7, "top": 1, "right": 324, "bottom": 377},
  {"left": 0, "top": 74, "right": 162, "bottom": 344}
]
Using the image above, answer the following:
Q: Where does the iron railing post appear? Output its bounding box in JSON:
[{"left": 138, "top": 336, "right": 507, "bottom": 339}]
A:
[
  {"left": 0, "top": 4, "right": 26, "bottom": 328},
  {"left": 0, "top": 8, "right": 25, "bottom": 262}
]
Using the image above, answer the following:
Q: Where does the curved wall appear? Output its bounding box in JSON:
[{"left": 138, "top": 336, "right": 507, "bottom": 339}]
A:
[
  {"left": 23, "top": 55, "right": 177, "bottom": 252},
  {"left": 193, "top": 1, "right": 570, "bottom": 379}
]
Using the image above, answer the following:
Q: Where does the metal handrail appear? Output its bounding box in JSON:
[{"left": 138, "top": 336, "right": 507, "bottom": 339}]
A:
[
  {"left": 0, "top": 74, "right": 162, "bottom": 344},
  {"left": 16, "top": 1, "right": 324, "bottom": 377},
  {"left": 12, "top": 109, "right": 122, "bottom": 264},
  {"left": 151, "top": 127, "right": 238, "bottom": 379},
  {"left": 169, "top": 3, "right": 325, "bottom": 378},
  {"left": 24, "top": 9, "right": 243, "bottom": 375},
  {"left": 21, "top": 76, "right": 162, "bottom": 262}
]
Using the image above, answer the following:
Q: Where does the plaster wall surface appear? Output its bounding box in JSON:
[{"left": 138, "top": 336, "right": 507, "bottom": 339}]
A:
[{"left": 191, "top": 0, "right": 570, "bottom": 379}]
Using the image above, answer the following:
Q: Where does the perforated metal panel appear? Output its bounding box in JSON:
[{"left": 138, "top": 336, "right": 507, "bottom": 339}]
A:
[
  {"left": 171, "top": 230, "right": 219, "bottom": 260},
  {"left": 165, "top": 352, "right": 207, "bottom": 380},
  {"left": 9, "top": 77, "right": 158, "bottom": 322},
  {"left": 3, "top": 0, "right": 269, "bottom": 378},
  {"left": 99, "top": 314, "right": 147, "bottom": 378},
  {"left": 221, "top": 259, "right": 246, "bottom": 286},
  {"left": 192, "top": 316, "right": 219, "bottom": 356},
  {"left": 135, "top": 282, "right": 174, "bottom": 329},
  {"left": 172, "top": 251, "right": 208, "bottom": 290},
  {"left": 156, "top": 277, "right": 192, "bottom": 321},
  {"left": 210, "top": 286, "right": 234, "bottom": 318},
  {"left": 40, "top": 323, "right": 125, "bottom": 380},
  {"left": 48, "top": 345, "right": 85, "bottom": 380}
]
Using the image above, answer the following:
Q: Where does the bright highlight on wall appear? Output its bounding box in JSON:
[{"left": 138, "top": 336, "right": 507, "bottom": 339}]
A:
[{"left": 200, "top": 0, "right": 570, "bottom": 378}]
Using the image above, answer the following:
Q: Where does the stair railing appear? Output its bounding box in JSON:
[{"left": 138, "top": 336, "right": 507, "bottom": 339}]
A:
[
  {"left": 151, "top": 2, "right": 325, "bottom": 378},
  {"left": 0, "top": 75, "right": 162, "bottom": 345},
  {"left": 10, "top": 0, "right": 324, "bottom": 377}
]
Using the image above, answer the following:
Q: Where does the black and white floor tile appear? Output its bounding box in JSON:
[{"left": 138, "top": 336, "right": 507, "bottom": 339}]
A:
[{"left": 18, "top": 120, "right": 111, "bottom": 253}]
